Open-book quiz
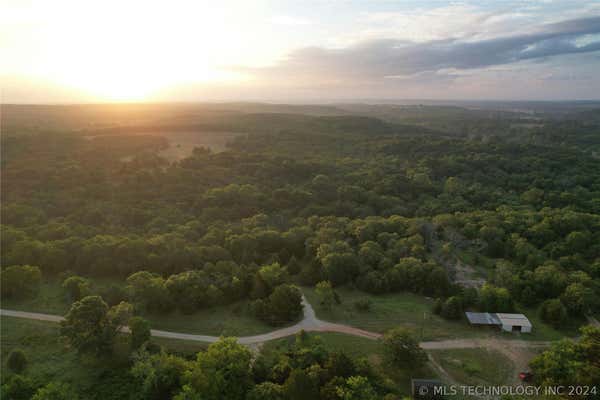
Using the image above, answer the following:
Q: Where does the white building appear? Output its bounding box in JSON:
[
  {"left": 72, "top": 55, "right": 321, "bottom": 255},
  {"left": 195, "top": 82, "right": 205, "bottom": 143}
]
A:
[
  {"left": 465, "top": 312, "right": 532, "bottom": 333},
  {"left": 495, "top": 313, "right": 532, "bottom": 333}
]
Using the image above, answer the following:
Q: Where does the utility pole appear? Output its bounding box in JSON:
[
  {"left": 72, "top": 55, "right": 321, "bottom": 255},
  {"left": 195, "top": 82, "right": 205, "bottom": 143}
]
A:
[{"left": 421, "top": 311, "right": 426, "bottom": 341}]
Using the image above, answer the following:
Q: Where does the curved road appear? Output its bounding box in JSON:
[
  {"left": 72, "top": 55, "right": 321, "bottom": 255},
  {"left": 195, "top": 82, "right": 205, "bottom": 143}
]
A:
[
  {"left": 1, "top": 297, "right": 554, "bottom": 390},
  {"left": 0, "top": 297, "right": 548, "bottom": 350},
  {"left": 0, "top": 296, "right": 381, "bottom": 345}
]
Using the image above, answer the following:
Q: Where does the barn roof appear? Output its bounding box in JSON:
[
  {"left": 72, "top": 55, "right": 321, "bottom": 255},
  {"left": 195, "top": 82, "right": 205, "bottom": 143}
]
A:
[
  {"left": 465, "top": 312, "right": 501, "bottom": 325},
  {"left": 496, "top": 313, "right": 532, "bottom": 328}
]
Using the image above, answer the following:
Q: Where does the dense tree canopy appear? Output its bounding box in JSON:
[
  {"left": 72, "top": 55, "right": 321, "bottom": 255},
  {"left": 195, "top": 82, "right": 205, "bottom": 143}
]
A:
[{"left": 2, "top": 104, "right": 600, "bottom": 398}]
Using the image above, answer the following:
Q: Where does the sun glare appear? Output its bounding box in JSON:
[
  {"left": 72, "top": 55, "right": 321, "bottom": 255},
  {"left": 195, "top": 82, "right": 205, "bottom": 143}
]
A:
[{"left": 3, "top": 0, "right": 267, "bottom": 101}]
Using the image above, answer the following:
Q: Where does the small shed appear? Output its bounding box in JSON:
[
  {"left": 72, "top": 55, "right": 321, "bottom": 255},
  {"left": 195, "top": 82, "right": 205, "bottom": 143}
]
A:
[
  {"left": 465, "top": 312, "right": 532, "bottom": 333},
  {"left": 496, "top": 313, "right": 532, "bottom": 333}
]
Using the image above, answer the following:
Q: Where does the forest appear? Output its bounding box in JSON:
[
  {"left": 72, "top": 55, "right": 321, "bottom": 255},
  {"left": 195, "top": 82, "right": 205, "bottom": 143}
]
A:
[{"left": 1, "top": 103, "right": 600, "bottom": 399}]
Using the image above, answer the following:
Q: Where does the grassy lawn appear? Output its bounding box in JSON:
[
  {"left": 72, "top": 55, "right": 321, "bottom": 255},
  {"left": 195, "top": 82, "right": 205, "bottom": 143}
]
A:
[
  {"left": 513, "top": 304, "right": 583, "bottom": 341},
  {"left": 303, "top": 286, "right": 492, "bottom": 341},
  {"left": 4, "top": 280, "right": 577, "bottom": 341},
  {"left": 1, "top": 279, "right": 69, "bottom": 315},
  {"left": 152, "top": 337, "right": 209, "bottom": 355},
  {"left": 429, "top": 348, "right": 514, "bottom": 386},
  {"left": 143, "top": 300, "right": 276, "bottom": 336},
  {"left": 262, "top": 331, "right": 440, "bottom": 396},
  {"left": 0, "top": 316, "right": 135, "bottom": 398},
  {"left": 2, "top": 279, "right": 276, "bottom": 336},
  {"left": 303, "top": 286, "right": 576, "bottom": 342},
  {"left": 0, "top": 316, "right": 213, "bottom": 398},
  {"left": 1, "top": 277, "right": 127, "bottom": 315}
]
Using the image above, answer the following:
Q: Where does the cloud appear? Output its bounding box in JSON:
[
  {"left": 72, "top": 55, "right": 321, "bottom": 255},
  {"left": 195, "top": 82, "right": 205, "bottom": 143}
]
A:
[
  {"left": 245, "top": 16, "right": 600, "bottom": 86},
  {"left": 270, "top": 15, "right": 311, "bottom": 26}
]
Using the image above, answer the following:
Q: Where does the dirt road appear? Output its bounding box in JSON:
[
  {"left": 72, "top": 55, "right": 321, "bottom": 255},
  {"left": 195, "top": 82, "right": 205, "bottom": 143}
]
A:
[
  {"left": 0, "top": 296, "right": 380, "bottom": 344},
  {"left": 0, "top": 300, "right": 548, "bottom": 350},
  {"left": 1, "top": 298, "right": 551, "bottom": 389}
]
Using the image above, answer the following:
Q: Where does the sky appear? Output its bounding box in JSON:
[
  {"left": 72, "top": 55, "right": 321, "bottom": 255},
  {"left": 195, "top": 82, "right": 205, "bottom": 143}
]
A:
[{"left": 1, "top": 0, "right": 600, "bottom": 103}]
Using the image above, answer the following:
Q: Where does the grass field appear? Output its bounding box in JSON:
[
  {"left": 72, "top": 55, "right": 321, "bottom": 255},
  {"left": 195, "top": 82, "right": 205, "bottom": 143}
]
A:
[
  {"left": 3, "top": 280, "right": 577, "bottom": 341},
  {"left": 303, "top": 286, "right": 491, "bottom": 341},
  {"left": 2, "top": 279, "right": 275, "bottom": 336},
  {"left": 429, "top": 348, "right": 514, "bottom": 386},
  {"left": 1, "top": 279, "right": 69, "bottom": 315},
  {"left": 143, "top": 301, "right": 275, "bottom": 336},
  {"left": 157, "top": 131, "right": 241, "bottom": 161},
  {"left": 1, "top": 316, "right": 132, "bottom": 397},
  {"left": 0, "top": 316, "right": 212, "bottom": 398},
  {"left": 302, "top": 286, "right": 576, "bottom": 341}
]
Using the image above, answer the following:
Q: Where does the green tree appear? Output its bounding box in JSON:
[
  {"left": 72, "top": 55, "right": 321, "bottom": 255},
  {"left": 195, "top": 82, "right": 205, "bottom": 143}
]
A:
[
  {"left": 258, "top": 262, "right": 289, "bottom": 291},
  {"left": 335, "top": 376, "right": 378, "bottom": 400},
  {"left": 561, "top": 283, "right": 595, "bottom": 315},
  {"left": 132, "top": 350, "right": 189, "bottom": 400},
  {"left": 0, "top": 375, "right": 36, "bottom": 400},
  {"left": 108, "top": 301, "right": 134, "bottom": 329},
  {"left": 286, "top": 256, "right": 303, "bottom": 275},
  {"left": 316, "top": 281, "right": 336, "bottom": 310},
  {"left": 576, "top": 325, "right": 600, "bottom": 385},
  {"left": 31, "top": 382, "right": 78, "bottom": 400},
  {"left": 382, "top": 328, "right": 427, "bottom": 368},
  {"left": 7, "top": 349, "right": 27, "bottom": 374},
  {"left": 60, "top": 295, "right": 126, "bottom": 355},
  {"left": 440, "top": 296, "right": 462, "bottom": 320},
  {"left": 129, "top": 316, "right": 151, "bottom": 350},
  {"left": 530, "top": 339, "right": 580, "bottom": 386},
  {"left": 126, "top": 271, "right": 171, "bottom": 313},
  {"left": 479, "top": 284, "right": 513, "bottom": 312},
  {"left": 0, "top": 265, "right": 41, "bottom": 299},
  {"left": 284, "top": 369, "right": 319, "bottom": 400},
  {"left": 247, "top": 382, "right": 285, "bottom": 400},
  {"left": 254, "top": 284, "right": 303, "bottom": 326},
  {"left": 324, "top": 351, "right": 356, "bottom": 379},
  {"left": 539, "top": 299, "right": 567, "bottom": 327},
  {"left": 180, "top": 337, "right": 252, "bottom": 400},
  {"left": 62, "top": 275, "right": 91, "bottom": 302}
]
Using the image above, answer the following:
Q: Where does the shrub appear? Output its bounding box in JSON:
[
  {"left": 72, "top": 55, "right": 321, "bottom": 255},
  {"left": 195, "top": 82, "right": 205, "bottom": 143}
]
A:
[
  {"left": 0, "top": 265, "right": 42, "bottom": 299},
  {"left": 0, "top": 375, "right": 36, "bottom": 400},
  {"left": 7, "top": 349, "right": 27, "bottom": 374},
  {"left": 382, "top": 328, "right": 427, "bottom": 368},
  {"left": 353, "top": 298, "right": 372, "bottom": 312},
  {"left": 540, "top": 299, "right": 567, "bottom": 327},
  {"left": 432, "top": 298, "right": 443, "bottom": 315},
  {"left": 253, "top": 284, "right": 303, "bottom": 326},
  {"left": 440, "top": 296, "right": 463, "bottom": 320},
  {"left": 129, "top": 316, "right": 151, "bottom": 350},
  {"left": 62, "top": 275, "right": 91, "bottom": 302}
]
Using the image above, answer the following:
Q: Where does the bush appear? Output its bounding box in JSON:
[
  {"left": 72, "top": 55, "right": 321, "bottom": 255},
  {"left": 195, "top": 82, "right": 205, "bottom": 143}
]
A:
[
  {"left": 129, "top": 316, "right": 151, "bottom": 350},
  {"left": 0, "top": 265, "right": 42, "bottom": 299},
  {"left": 353, "top": 298, "right": 372, "bottom": 312},
  {"left": 0, "top": 375, "right": 36, "bottom": 400},
  {"left": 62, "top": 275, "right": 91, "bottom": 302},
  {"left": 540, "top": 299, "right": 567, "bottom": 327},
  {"left": 432, "top": 298, "right": 443, "bottom": 315},
  {"left": 382, "top": 328, "right": 427, "bottom": 368},
  {"left": 100, "top": 284, "right": 127, "bottom": 307},
  {"left": 440, "top": 296, "right": 463, "bottom": 320},
  {"left": 253, "top": 284, "right": 303, "bottom": 326},
  {"left": 7, "top": 349, "right": 27, "bottom": 373},
  {"left": 32, "top": 382, "right": 78, "bottom": 400}
]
